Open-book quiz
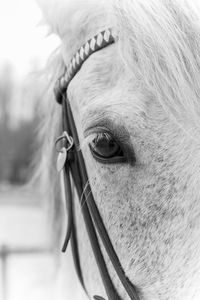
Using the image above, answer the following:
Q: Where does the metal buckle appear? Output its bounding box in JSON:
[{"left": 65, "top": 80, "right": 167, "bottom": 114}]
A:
[{"left": 55, "top": 131, "right": 74, "bottom": 172}]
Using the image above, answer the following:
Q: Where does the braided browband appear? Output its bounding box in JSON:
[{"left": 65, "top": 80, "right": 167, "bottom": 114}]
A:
[{"left": 54, "top": 28, "right": 115, "bottom": 104}]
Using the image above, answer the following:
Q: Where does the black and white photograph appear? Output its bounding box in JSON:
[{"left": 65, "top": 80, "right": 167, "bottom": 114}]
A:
[{"left": 1, "top": 1, "right": 200, "bottom": 299}]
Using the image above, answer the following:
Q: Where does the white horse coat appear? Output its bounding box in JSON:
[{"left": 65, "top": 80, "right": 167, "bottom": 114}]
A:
[{"left": 37, "top": 1, "right": 200, "bottom": 299}]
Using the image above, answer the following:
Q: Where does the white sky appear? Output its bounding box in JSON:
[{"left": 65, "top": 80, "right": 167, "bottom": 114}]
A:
[{"left": 0, "top": 0, "right": 60, "bottom": 78}]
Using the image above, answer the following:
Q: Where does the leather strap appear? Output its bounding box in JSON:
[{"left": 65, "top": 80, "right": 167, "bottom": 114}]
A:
[
  {"left": 60, "top": 94, "right": 140, "bottom": 300},
  {"left": 54, "top": 28, "right": 140, "bottom": 300},
  {"left": 62, "top": 95, "right": 121, "bottom": 299}
]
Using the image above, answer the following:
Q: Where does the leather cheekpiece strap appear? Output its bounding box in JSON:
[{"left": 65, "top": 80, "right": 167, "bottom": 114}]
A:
[{"left": 54, "top": 28, "right": 140, "bottom": 300}]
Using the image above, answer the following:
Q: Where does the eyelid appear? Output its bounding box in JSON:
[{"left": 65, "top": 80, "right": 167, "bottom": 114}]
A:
[
  {"left": 89, "top": 144, "right": 127, "bottom": 164},
  {"left": 84, "top": 124, "right": 136, "bottom": 165},
  {"left": 84, "top": 126, "right": 127, "bottom": 147}
]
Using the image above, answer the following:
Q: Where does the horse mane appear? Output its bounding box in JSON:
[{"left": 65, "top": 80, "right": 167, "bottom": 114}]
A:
[
  {"left": 116, "top": 0, "right": 200, "bottom": 135},
  {"left": 36, "top": 0, "right": 200, "bottom": 246}
]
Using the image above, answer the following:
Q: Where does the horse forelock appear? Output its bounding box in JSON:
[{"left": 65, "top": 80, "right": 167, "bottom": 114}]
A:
[
  {"left": 38, "top": 0, "right": 200, "bottom": 134},
  {"left": 115, "top": 0, "right": 200, "bottom": 137}
]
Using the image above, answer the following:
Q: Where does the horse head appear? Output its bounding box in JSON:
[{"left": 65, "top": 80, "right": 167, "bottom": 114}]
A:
[{"left": 37, "top": 1, "right": 200, "bottom": 299}]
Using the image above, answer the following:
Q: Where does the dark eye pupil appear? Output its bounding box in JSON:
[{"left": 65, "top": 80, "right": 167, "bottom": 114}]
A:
[{"left": 90, "top": 133, "right": 122, "bottom": 158}]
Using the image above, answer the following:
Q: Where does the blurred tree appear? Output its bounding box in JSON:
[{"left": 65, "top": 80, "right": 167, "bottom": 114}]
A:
[
  {"left": 0, "top": 64, "right": 15, "bottom": 182},
  {"left": 0, "top": 117, "right": 39, "bottom": 184},
  {"left": 0, "top": 63, "right": 14, "bottom": 126},
  {"left": 0, "top": 63, "right": 42, "bottom": 184}
]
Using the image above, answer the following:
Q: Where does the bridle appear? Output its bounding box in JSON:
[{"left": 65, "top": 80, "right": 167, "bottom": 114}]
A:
[{"left": 54, "top": 29, "right": 140, "bottom": 300}]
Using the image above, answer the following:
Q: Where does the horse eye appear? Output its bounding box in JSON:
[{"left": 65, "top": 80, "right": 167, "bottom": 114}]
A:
[{"left": 89, "top": 132, "right": 126, "bottom": 164}]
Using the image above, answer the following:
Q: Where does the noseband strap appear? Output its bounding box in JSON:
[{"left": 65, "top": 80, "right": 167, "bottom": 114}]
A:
[{"left": 54, "top": 29, "right": 140, "bottom": 300}]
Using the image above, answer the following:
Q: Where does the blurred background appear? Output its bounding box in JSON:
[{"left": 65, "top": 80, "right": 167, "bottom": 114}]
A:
[{"left": 0, "top": 0, "right": 78, "bottom": 299}]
